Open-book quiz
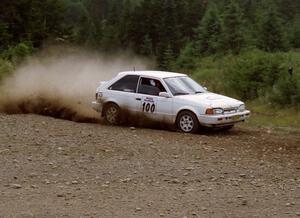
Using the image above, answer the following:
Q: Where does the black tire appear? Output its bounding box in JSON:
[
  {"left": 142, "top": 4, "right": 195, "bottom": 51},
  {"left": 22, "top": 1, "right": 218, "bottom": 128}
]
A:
[
  {"left": 103, "top": 103, "right": 120, "bottom": 125},
  {"left": 176, "top": 111, "right": 199, "bottom": 133}
]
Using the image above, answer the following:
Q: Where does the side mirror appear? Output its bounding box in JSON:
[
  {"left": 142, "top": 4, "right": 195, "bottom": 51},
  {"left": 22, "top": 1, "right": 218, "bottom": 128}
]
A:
[{"left": 159, "top": 92, "right": 172, "bottom": 98}]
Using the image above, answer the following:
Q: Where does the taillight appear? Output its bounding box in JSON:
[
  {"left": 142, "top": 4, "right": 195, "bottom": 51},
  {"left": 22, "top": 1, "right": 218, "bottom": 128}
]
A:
[{"left": 96, "top": 92, "right": 103, "bottom": 100}]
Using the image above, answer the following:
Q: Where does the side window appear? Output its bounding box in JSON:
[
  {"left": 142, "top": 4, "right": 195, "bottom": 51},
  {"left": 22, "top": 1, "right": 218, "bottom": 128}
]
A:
[
  {"left": 138, "top": 78, "right": 166, "bottom": 96},
  {"left": 109, "top": 75, "right": 139, "bottom": 93}
]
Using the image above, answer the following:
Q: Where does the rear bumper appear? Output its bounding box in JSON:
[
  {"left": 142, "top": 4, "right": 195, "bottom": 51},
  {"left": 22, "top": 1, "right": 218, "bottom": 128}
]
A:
[
  {"left": 91, "top": 101, "right": 102, "bottom": 113},
  {"left": 198, "top": 110, "right": 250, "bottom": 127}
]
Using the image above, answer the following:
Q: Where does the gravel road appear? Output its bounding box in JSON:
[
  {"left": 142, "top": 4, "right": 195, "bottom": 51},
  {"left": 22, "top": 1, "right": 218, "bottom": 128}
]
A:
[{"left": 0, "top": 113, "right": 300, "bottom": 218}]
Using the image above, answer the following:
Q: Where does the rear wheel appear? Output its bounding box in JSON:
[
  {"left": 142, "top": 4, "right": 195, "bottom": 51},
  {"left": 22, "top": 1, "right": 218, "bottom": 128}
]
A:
[
  {"left": 176, "top": 111, "right": 199, "bottom": 133},
  {"left": 103, "top": 103, "right": 120, "bottom": 125}
]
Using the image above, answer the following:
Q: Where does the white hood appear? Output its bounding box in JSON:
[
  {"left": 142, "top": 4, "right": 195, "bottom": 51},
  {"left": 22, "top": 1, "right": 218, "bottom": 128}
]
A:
[{"left": 176, "top": 92, "right": 243, "bottom": 109}]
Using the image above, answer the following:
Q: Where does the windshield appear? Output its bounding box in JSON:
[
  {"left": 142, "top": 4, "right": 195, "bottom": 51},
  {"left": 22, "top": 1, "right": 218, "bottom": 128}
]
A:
[{"left": 164, "top": 76, "right": 207, "bottom": 96}]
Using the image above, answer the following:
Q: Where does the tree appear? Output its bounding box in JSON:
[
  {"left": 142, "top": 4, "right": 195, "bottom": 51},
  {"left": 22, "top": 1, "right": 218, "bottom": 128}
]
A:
[
  {"left": 0, "top": 21, "right": 11, "bottom": 51},
  {"left": 0, "top": 0, "right": 67, "bottom": 48},
  {"left": 63, "top": 1, "right": 96, "bottom": 45},
  {"left": 256, "top": 2, "right": 289, "bottom": 52},
  {"left": 221, "top": 0, "right": 244, "bottom": 54},
  {"left": 290, "top": 15, "right": 300, "bottom": 48},
  {"left": 140, "top": 34, "right": 153, "bottom": 56},
  {"left": 194, "top": 3, "right": 222, "bottom": 55},
  {"left": 175, "top": 42, "right": 197, "bottom": 72},
  {"left": 160, "top": 44, "right": 176, "bottom": 71}
]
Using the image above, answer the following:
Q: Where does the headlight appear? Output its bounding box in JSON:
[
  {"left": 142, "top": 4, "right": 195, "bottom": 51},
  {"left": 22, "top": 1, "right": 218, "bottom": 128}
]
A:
[
  {"left": 213, "top": 108, "right": 224, "bottom": 114},
  {"left": 206, "top": 108, "right": 224, "bottom": 115},
  {"left": 238, "top": 104, "right": 245, "bottom": 112}
]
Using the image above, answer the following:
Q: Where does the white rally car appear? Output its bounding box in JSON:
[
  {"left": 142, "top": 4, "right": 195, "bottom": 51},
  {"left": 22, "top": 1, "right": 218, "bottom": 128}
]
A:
[{"left": 92, "top": 71, "right": 250, "bottom": 133}]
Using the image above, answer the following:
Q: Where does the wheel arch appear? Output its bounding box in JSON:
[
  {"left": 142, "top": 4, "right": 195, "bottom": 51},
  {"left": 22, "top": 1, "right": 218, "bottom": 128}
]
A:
[
  {"left": 175, "top": 107, "right": 199, "bottom": 124},
  {"left": 175, "top": 108, "right": 200, "bottom": 133}
]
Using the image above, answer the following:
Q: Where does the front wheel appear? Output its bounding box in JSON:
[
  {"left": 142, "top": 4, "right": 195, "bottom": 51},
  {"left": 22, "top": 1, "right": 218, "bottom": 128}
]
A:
[
  {"left": 176, "top": 111, "right": 199, "bottom": 133},
  {"left": 103, "top": 103, "right": 120, "bottom": 125}
]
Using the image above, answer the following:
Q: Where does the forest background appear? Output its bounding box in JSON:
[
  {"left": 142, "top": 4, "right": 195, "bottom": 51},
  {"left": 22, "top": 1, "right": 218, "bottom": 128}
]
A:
[{"left": 0, "top": 0, "right": 299, "bottom": 128}]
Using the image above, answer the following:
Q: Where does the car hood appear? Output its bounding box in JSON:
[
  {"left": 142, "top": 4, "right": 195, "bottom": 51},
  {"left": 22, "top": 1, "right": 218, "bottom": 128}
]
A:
[{"left": 176, "top": 92, "right": 243, "bottom": 108}]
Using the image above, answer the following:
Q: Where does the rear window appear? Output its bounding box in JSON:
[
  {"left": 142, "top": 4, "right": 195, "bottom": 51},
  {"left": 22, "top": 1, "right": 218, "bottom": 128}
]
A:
[{"left": 109, "top": 75, "right": 139, "bottom": 93}]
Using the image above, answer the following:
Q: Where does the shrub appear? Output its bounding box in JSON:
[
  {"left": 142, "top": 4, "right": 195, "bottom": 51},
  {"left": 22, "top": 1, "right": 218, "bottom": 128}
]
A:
[
  {"left": 0, "top": 58, "right": 14, "bottom": 82},
  {"left": 269, "top": 73, "right": 300, "bottom": 107},
  {"left": 190, "top": 49, "right": 300, "bottom": 108},
  {"left": 225, "top": 49, "right": 286, "bottom": 100},
  {"left": 2, "top": 42, "right": 33, "bottom": 64}
]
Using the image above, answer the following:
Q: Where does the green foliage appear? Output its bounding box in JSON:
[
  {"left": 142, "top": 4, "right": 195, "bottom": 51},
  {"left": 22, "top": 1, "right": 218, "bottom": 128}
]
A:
[
  {"left": 194, "top": 3, "right": 221, "bottom": 55},
  {"left": 0, "top": 0, "right": 299, "bottom": 127},
  {"left": 245, "top": 100, "right": 300, "bottom": 129},
  {"left": 63, "top": 0, "right": 96, "bottom": 45},
  {"left": 270, "top": 74, "right": 300, "bottom": 106},
  {"left": 256, "top": 2, "right": 289, "bottom": 52},
  {"left": 190, "top": 50, "right": 300, "bottom": 108},
  {"left": 0, "top": 59, "right": 14, "bottom": 82},
  {"left": 192, "top": 55, "right": 228, "bottom": 93},
  {"left": 127, "top": 0, "right": 206, "bottom": 69},
  {"left": 221, "top": 0, "right": 244, "bottom": 54},
  {"left": 225, "top": 50, "right": 286, "bottom": 100},
  {"left": 140, "top": 34, "right": 153, "bottom": 56},
  {"left": 1, "top": 0, "right": 299, "bottom": 63},
  {"left": 289, "top": 15, "right": 300, "bottom": 48},
  {"left": 175, "top": 42, "right": 196, "bottom": 73},
  {"left": 159, "top": 44, "right": 176, "bottom": 71},
  {"left": 0, "top": 21, "right": 11, "bottom": 51},
  {"left": 0, "top": 0, "right": 67, "bottom": 47},
  {"left": 2, "top": 43, "right": 33, "bottom": 64}
]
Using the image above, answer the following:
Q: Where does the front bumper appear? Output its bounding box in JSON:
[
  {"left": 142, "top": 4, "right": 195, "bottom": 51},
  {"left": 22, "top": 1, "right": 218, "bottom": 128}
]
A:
[
  {"left": 91, "top": 101, "right": 102, "bottom": 113},
  {"left": 198, "top": 110, "right": 251, "bottom": 127}
]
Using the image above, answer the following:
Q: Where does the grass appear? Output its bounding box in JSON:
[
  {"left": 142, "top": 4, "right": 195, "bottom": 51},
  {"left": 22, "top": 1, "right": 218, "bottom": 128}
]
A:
[{"left": 245, "top": 101, "right": 300, "bottom": 130}]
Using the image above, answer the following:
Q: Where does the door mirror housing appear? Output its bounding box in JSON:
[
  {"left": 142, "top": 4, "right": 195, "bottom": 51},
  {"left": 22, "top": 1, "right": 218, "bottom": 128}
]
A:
[{"left": 159, "top": 92, "right": 172, "bottom": 98}]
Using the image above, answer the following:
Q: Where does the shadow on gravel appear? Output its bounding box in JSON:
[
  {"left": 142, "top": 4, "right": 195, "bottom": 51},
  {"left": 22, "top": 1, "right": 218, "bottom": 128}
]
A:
[
  {"left": 101, "top": 109, "right": 247, "bottom": 136},
  {"left": 199, "top": 127, "right": 248, "bottom": 136}
]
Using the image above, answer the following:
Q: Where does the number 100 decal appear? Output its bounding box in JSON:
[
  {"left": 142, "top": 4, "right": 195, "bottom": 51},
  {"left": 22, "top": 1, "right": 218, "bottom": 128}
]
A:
[{"left": 142, "top": 102, "right": 155, "bottom": 113}]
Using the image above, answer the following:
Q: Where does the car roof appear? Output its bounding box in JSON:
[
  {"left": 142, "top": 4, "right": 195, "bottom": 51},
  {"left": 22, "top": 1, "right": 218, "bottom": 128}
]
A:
[{"left": 118, "top": 71, "right": 186, "bottom": 79}]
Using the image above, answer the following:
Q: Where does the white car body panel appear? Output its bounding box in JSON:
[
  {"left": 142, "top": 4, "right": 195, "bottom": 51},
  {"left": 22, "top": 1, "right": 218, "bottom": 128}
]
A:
[{"left": 92, "top": 71, "right": 250, "bottom": 128}]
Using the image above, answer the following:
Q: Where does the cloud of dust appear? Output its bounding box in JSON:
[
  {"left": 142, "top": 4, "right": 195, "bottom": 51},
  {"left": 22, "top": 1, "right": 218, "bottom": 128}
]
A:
[{"left": 0, "top": 47, "right": 153, "bottom": 122}]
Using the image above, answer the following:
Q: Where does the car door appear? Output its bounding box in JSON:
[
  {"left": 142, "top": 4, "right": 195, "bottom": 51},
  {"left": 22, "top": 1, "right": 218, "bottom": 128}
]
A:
[
  {"left": 107, "top": 75, "right": 140, "bottom": 112},
  {"left": 135, "top": 77, "right": 173, "bottom": 123}
]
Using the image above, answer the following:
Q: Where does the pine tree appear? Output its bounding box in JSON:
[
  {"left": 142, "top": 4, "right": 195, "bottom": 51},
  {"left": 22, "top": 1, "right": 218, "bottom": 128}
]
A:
[
  {"left": 0, "top": 21, "right": 11, "bottom": 51},
  {"left": 290, "top": 15, "right": 300, "bottom": 48},
  {"left": 175, "top": 42, "right": 196, "bottom": 72},
  {"left": 221, "top": 0, "right": 244, "bottom": 54},
  {"left": 119, "top": 0, "right": 132, "bottom": 47},
  {"left": 257, "top": 3, "right": 288, "bottom": 52},
  {"left": 160, "top": 44, "right": 175, "bottom": 71},
  {"left": 140, "top": 34, "right": 153, "bottom": 56},
  {"left": 194, "top": 3, "right": 221, "bottom": 55},
  {"left": 160, "top": 0, "right": 181, "bottom": 55}
]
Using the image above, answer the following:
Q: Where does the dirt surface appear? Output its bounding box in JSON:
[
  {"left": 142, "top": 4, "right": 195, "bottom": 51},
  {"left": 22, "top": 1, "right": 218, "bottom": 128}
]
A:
[{"left": 0, "top": 113, "right": 300, "bottom": 218}]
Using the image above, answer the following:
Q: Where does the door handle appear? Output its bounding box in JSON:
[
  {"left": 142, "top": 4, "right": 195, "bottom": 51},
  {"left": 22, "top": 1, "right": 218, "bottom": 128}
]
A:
[{"left": 135, "top": 98, "right": 141, "bottom": 101}]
